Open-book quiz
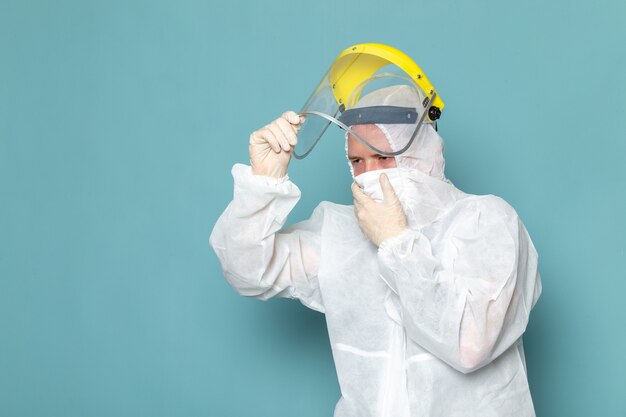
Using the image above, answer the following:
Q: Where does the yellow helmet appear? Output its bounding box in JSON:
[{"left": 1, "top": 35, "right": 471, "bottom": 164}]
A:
[{"left": 296, "top": 43, "right": 444, "bottom": 159}]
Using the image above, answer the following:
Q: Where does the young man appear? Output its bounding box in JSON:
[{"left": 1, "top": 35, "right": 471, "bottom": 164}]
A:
[{"left": 210, "top": 86, "right": 541, "bottom": 417}]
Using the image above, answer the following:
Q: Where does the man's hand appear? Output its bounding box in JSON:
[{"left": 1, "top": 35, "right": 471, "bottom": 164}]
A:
[
  {"left": 352, "top": 173, "right": 408, "bottom": 246},
  {"left": 249, "top": 111, "right": 302, "bottom": 178}
]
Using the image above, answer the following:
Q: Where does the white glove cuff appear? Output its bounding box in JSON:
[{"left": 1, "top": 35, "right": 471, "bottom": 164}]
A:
[{"left": 234, "top": 163, "right": 291, "bottom": 187}]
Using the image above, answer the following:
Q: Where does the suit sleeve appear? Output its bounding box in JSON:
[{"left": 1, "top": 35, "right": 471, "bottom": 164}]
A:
[
  {"left": 209, "top": 164, "right": 324, "bottom": 312},
  {"left": 377, "top": 196, "right": 541, "bottom": 373}
]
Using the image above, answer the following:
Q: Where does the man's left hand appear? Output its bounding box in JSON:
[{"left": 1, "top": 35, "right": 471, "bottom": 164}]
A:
[{"left": 352, "top": 173, "right": 408, "bottom": 247}]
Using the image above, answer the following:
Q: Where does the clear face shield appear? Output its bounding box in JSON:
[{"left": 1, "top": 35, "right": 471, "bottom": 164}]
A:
[{"left": 294, "top": 43, "right": 445, "bottom": 159}]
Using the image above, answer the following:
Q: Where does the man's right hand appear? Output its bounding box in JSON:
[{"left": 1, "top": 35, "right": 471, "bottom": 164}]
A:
[{"left": 249, "top": 111, "right": 302, "bottom": 179}]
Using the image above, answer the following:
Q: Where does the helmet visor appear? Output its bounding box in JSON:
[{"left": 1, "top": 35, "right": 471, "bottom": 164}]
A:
[{"left": 295, "top": 66, "right": 437, "bottom": 159}]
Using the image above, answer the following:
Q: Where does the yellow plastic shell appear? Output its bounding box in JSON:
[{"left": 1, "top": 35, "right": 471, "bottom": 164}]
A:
[{"left": 328, "top": 43, "right": 444, "bottom": 118}]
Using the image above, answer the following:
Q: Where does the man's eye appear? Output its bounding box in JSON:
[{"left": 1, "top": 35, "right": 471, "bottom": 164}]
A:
[
  {"left": 351, "top": 159, "right": 361, "bottom": 164},
  {"left": 379, "top": 156, "right": 389, "bottom": 161}
]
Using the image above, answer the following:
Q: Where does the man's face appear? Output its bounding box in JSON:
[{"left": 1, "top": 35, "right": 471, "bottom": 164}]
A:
[{"left": 347, "top": 124, "right": 397, "bottom": 177}]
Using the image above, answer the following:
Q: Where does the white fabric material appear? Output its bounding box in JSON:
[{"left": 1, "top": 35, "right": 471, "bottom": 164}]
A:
[
  {"left": 379, "top": 124, "right": 446, "bottom": 179},
  {"left": 210, "top": 166, "right": 541, "bottom": 417},
  {"left": 355, "top": 167, "right": 458, "bottom": 230},
  {"left": 210, "top": 87, "right": 541, "bottom": 415}
]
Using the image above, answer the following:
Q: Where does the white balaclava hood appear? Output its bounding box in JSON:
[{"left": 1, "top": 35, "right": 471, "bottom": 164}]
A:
[
  {"left": 346, "top": 85, "right": 462, "bottom": 228},
  {"left": 344, "top": 84, "right": 446, "bottom": 180}
]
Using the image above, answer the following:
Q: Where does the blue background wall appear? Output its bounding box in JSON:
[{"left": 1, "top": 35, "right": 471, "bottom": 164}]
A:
[{"left": 1, "top": 0, "right": 625, "bottom": 416}]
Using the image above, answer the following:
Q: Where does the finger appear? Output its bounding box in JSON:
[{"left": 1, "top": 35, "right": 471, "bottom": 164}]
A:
[
  {"left": 351, "top": 182, "right": 371, "bottom": 205},
  {"left": 276, "top": 117, "right": 298, "bottom": 146},
  {"left": 267, "top": 122, "right": 291, "bottom": 152},
  {"left": 353, "top": 201, "right": 362, "bottom": 218},
  {"left": 250, "top": 129, "right": 269, "bottom": 148},
  {"left": 351, "top": 192, "right": 364, "bottom": 211},
  {"left": 261, "top": 128, "right": 281, "bottom": 153},
  {"left": 249, "top": 131, "right": 260, "bottom": 145},
  {"left": 282, "top": 111, "right": 306, "bottom": 134},
  {"left": 380, "top": 173, "right": 400, "bottom": 203},
  {"left": 282, "top": 111, "right": 301, "bottom": 126}
]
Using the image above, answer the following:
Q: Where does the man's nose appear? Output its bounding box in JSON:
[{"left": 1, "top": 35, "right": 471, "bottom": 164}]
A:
[{"left": 364, "top": 159, "right": 381, "bottom": 173}]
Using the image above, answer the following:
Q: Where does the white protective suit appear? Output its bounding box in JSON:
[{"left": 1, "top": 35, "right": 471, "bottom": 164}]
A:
[{"left": 210, "top": 88, "right": 542, "bottom": 417}]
